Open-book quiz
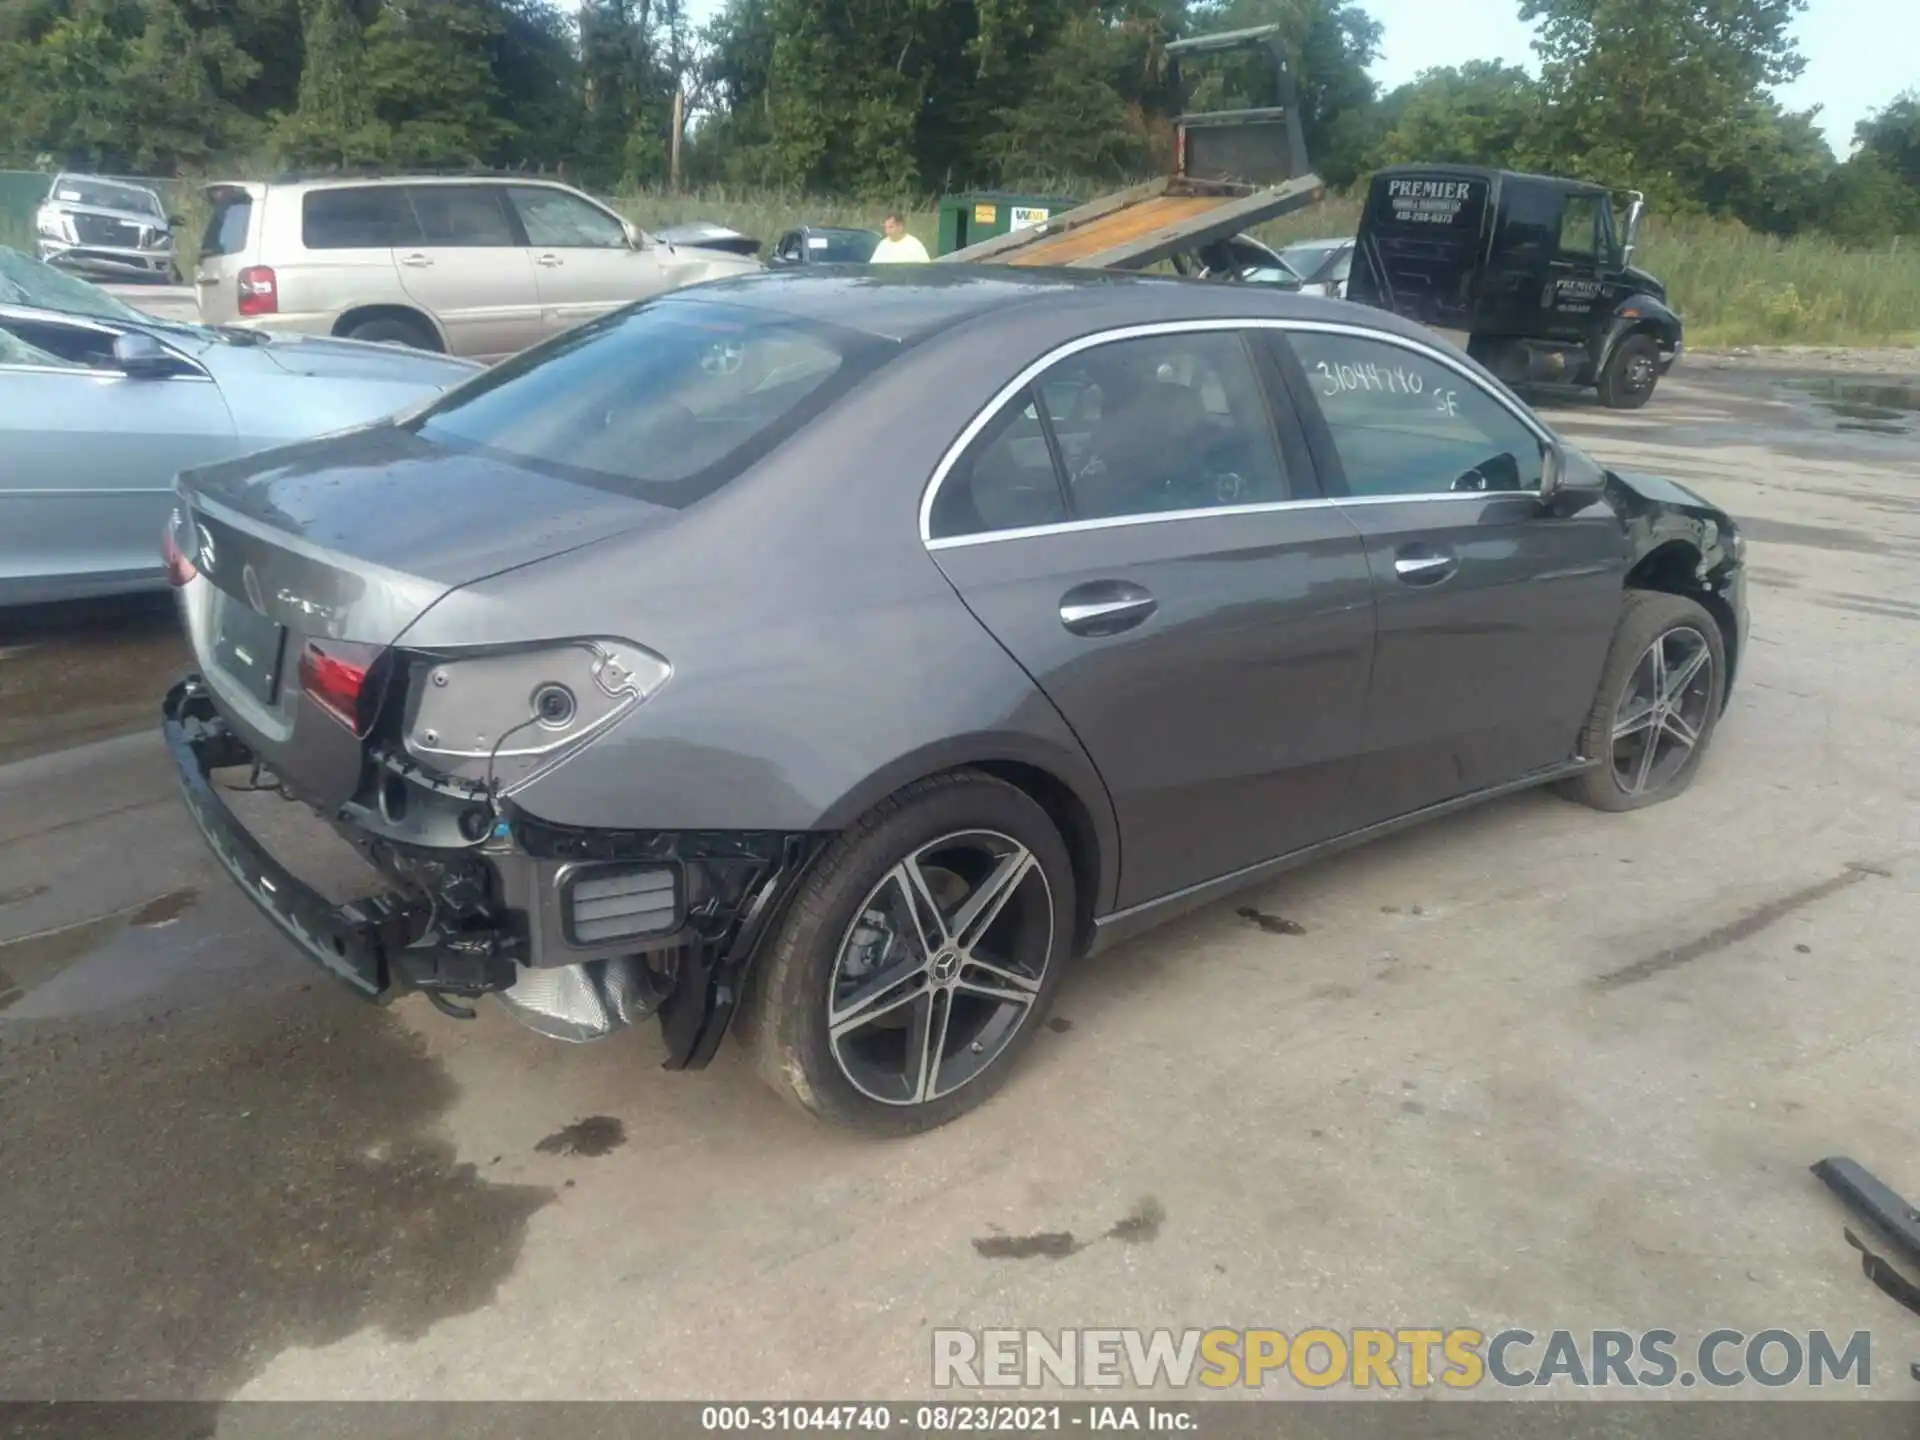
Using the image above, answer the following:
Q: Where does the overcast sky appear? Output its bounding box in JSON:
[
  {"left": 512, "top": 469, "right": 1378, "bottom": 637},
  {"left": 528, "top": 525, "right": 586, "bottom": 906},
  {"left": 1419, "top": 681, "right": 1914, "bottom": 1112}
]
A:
[{"left": 677, "top": 0, "right": 1906, "bottom": 156}]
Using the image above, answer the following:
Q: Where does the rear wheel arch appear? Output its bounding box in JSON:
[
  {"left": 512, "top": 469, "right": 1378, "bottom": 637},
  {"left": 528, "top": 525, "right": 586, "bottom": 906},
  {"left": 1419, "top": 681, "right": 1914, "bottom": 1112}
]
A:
[
  {"left": 332, "top": 304, "right": 445, "bottom": 352},
  {"left": 814, "top": 741, "right": 1118, "bottom": 939},
  {"left": 1625, "top": 540, "right": 1738, "bottom": 706}
]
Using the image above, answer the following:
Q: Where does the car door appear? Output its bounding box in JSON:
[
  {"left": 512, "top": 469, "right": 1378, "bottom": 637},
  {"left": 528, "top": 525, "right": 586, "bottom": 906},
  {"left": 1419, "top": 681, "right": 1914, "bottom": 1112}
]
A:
[
  {"left": 396, "top": 185, "right": 543, "bottom": 360},
  {"left": 0, "top": 317, "right": 235, "bottom": 604},
  {"left": 925, "top": 326, "right": 1378, "bottom": 909},
  {"left": 1545, "top": 191, "right": 1609, "bottom": 342},
  {"left": 504, "top": 185, "right": 665, "bottom": 338},
  {"left": 1274, "top": 323, "right": 1626, "bottom": 824}
]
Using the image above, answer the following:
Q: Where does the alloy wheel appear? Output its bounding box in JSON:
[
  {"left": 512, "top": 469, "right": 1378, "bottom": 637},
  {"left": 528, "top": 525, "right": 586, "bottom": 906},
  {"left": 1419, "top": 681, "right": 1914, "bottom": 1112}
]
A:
[
  {"left": 1610, "top": 625, "right": 1714, "bottom": 797},
  {"left": 826, "top": 830, "right": 1054, "bottom": 1107}
]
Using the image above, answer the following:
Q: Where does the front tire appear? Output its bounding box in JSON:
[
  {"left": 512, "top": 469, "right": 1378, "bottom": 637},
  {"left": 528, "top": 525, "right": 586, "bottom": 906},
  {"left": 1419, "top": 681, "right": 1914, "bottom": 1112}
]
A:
[
  {"left": 1560, "top": 591, "right": 1726, "bottom": 812},
  {"left": 1598, "top": 333, "right": 1660, "bottom": 409},
  {"left": 743, "top": 771, "right": 1074, "bottom": 1135}
]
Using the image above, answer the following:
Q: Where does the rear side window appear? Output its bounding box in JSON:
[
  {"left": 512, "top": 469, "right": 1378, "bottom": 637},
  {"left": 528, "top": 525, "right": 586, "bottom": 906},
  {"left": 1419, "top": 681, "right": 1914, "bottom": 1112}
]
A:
[
  {"left": 1047, "top": 332, "right": 1289, "bottom": 521},
  {"left": 302, "top": 187, "right": 423, "bottom": 249},
  {"left": 200, "top": 190, "right": 253, "bottom": 258},
  {"left": 410, "top": 186, "right": 518, "bottom": 246},
  {"left": 929, "top": 391, "right": 1067, "bottom": 539},
  {"left": 1497, "top": 182, "right": 1562, "bottom": 261},
  {"left": 410, "top": 299, "right": 889, "bottom": 506}
]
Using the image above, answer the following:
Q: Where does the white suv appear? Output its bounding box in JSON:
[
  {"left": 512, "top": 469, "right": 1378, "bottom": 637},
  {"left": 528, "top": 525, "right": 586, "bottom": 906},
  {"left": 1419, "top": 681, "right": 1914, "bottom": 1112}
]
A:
[{"left": 195, "top": 176, "right": 760, "bottom": 361}]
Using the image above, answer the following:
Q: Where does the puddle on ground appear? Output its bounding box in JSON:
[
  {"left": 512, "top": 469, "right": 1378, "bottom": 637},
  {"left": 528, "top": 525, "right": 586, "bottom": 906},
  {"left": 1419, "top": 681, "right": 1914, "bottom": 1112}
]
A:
[
  {"left": 0, "top": 887, "right": 198, "bottom": 1012},
  {"left": 1790, "top": 377, "right": 1920, "bottom": 436}
]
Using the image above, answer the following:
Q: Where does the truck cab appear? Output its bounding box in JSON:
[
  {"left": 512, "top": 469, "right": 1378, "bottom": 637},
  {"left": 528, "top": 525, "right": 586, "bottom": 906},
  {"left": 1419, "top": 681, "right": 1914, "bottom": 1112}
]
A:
[{"left": 1348, "top": 164, "right": 1682, "bottom": 409}]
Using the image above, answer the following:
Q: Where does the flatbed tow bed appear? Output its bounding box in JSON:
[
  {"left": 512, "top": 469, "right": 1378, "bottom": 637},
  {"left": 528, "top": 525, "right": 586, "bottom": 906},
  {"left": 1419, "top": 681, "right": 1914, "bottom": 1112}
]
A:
[{"left": 938, "top": 25, "right": 1324, "bottom": 272}]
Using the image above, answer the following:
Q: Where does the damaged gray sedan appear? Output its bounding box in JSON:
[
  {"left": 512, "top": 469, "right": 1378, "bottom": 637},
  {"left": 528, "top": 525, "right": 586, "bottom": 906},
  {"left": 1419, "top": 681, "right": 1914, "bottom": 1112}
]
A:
[{"left": 163, "top": 269, "right": 1747, "bottom": 1133}]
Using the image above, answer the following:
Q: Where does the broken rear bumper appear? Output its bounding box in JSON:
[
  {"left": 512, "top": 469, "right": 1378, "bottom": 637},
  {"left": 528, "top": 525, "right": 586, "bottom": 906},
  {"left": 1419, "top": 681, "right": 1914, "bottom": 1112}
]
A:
[
  {"left": 163, "top": 677, "right": 518, "bottom": 1003},
  {"left": 163, "top": 675, "right": 825, "bottom": 1066}
]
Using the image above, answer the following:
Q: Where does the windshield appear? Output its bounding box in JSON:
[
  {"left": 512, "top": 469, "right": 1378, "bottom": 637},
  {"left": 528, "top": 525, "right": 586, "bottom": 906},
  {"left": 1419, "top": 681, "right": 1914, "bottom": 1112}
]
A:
[
  {"left": 47, "top": 177, "right": 163, "bottom": 217},
  {"left": 811, "top": 230, "right": 881, "bottom": 263},
  {"left": 1281, "top": 241, "right": 1348, "bottom": 281},
  {"left": 410, "top": 298, "right": 893, "bottom": 506},
  {"left": 0, "top": 247, "right": 147, "bottom": 323}
]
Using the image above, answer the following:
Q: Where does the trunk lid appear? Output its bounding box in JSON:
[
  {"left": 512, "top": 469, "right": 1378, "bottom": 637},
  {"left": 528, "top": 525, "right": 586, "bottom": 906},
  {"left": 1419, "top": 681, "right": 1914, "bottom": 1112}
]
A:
[{"left": 174, "top": 423, "right": 672, "bottom": 799}]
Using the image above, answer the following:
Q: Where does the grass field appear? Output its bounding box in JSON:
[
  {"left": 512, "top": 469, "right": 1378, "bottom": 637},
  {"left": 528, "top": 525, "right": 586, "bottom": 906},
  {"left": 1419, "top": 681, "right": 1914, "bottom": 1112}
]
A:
[{"left": 3, "top": 175, "right": 1915, "bottom": 349}]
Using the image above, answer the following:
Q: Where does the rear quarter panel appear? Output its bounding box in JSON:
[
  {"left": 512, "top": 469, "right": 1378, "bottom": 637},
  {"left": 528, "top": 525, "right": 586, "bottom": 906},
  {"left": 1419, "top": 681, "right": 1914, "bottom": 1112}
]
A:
[{"left": 395, "top": 313, "right": 1134, "bottom": 912}]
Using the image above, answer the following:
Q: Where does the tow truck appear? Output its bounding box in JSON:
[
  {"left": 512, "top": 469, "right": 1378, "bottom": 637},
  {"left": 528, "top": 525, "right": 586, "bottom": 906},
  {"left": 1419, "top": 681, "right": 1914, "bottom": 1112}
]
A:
[{"left": 937, "top": 24, "right": 1324, "bottom": 274}]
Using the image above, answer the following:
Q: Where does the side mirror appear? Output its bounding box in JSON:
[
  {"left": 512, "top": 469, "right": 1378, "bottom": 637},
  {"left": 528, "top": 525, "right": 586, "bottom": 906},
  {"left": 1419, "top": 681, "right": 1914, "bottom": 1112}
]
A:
[
  {"left": 113, "top": 331, "right": 176, "bottom": 379},
  {"left": 166, "top": 214, "right": 186, "bottom": 230},
  {"left": 1620, "top": 195, "right": 1646, "bottom": 267},
  {"left": 1540, "top": 442, "right": 1607, "bottom": 512},
  {"left": 623, "top": 220, "right": 647, "bottom": 250}
]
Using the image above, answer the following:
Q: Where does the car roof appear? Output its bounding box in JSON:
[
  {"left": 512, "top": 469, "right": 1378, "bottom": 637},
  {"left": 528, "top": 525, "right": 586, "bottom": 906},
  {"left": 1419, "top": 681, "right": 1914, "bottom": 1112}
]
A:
[
  {"left": 212, "top": 174, "right": 590, "bottom": 194},
  {"left": 658, "top": 266, "right": 1434, "bottom": 346},
  {"left": 1370, "top": 162, "right": 1611, "bottom": 197}
]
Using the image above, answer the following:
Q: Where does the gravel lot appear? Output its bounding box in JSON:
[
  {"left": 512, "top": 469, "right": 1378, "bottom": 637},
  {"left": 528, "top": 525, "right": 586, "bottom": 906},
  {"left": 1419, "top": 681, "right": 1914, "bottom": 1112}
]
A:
[{"left": 0, "top": 360, "right": 1916, "bottom": 1404}]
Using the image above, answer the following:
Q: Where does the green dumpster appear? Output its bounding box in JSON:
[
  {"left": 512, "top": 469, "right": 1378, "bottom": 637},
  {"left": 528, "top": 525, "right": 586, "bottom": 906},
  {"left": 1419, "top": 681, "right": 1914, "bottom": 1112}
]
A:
[{"left": 936, "top": 191, "right": 1081, "bottom": 256}]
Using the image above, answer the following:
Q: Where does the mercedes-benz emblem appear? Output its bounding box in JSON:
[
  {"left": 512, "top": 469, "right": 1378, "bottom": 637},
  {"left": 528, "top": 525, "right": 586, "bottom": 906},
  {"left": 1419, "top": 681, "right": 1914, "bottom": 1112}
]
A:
[{"left": 929, "top": 951, "right": 960, "bottom": 983}]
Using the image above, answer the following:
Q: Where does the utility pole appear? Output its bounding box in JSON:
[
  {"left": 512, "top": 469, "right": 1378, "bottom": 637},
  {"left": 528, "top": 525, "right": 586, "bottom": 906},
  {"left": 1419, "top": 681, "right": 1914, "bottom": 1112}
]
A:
[{"left": 670, "top": 86, "right": 685, "bottom": 192}]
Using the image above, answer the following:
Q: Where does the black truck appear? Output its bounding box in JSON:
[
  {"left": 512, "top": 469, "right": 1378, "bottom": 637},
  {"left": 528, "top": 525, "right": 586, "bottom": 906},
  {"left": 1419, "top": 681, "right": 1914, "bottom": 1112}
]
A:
[{"left": 1348, "top": 164, "right": 1683, "bottom": 409}]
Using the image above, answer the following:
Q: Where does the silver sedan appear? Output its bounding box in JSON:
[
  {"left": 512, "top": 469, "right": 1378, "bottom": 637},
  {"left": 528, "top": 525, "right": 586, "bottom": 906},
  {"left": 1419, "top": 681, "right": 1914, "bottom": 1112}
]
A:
[{"left": 1, "top": 247, "right": 480, "bottom": 606}]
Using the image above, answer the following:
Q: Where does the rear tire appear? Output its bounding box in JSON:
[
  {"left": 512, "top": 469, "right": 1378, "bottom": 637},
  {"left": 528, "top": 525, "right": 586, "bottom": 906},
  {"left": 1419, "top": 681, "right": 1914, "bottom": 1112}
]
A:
[
  {"left": 342, "top": 315, "right": 439, "bottom": 351},
  {"left": 742, "top": 771, "right": 1074, "bottom": 1135},
  {"left": 1559, "top": 591, "right": 1725, "bottom": 812},
  {"left": 1598, "top": 333, "right": 1660, "bottom": 409}
]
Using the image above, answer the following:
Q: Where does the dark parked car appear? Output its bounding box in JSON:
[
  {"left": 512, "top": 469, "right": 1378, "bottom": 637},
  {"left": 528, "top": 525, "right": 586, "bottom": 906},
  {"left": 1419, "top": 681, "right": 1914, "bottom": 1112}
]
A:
[
  {"left": 767, "top": 226, "right": 883, "bottom": 266},
  {"left": 162, "top": 270, "right": 1747, "bottom": 1133},
  {"left": 1349, "top": 164, "right": 1680, "bottom": 408}
]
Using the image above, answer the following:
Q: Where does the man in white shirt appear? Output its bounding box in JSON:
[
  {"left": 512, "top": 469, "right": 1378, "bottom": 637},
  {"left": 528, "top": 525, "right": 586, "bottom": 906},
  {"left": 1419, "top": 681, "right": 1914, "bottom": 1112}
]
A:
[{"left": 870, "top": 212, "right": 930, "bottom": 264}]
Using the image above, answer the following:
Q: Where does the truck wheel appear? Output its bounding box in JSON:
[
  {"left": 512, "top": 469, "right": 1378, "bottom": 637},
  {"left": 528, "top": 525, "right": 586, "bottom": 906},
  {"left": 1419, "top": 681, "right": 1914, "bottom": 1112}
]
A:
[
  {"left": 742, "top": 771, "right": 1074, "bottom": 1135},
  {"left": 1598, "top": 334, "right": 1660, "bottom": 409},
  {"left": 1558, "top": 591, "right": 1725, "bottom": 812}
]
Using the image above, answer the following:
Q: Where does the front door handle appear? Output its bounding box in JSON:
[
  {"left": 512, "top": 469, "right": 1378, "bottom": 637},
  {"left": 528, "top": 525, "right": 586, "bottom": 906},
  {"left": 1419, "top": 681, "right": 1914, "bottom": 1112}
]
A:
[
  {"left": 399, "top": 253, "right": 433, "bottom": 268},
  {"left": 1392, "top": 548, "right": 1458, "bottom": 586},
  {"left": 535, "top": 253, "right": 563, "bottom": 268},
  {"left": 1060, "top": 581, "right": 1157, "bottom": 637}
]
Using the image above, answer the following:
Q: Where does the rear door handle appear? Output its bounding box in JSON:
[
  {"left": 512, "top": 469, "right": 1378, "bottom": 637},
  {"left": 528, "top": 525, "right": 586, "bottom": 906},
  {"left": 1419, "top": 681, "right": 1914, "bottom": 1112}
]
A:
[
  {"left": 399, "top": 253, "right": 433, "bottom": 268},
  {"left": 535, "top": 253, "right": 563, "bottom": 268},
  {"left": 1060, "top": 581, "right": 1157, "bottom": 637},
  {"left": 1392, "top": 548, "right": 1458, "bottom": 586}
]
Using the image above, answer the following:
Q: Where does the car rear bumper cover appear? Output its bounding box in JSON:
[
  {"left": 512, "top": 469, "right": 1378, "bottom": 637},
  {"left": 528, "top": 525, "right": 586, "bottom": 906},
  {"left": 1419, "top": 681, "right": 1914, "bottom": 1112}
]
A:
[{"left": 163, "top": 676, "right": 824, "bottom": 1066}]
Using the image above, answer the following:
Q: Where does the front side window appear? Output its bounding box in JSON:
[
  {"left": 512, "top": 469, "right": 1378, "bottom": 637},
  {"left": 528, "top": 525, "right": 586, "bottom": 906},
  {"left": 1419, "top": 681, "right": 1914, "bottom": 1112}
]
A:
[
  {"left": 409, "top": 186, "right": 516, "bottom": 247},
  {"left": 1559, "top": 195, "right": 1601, "bottom": 261},
  {"left": 508, "top": 187, "right": 627, "bottom": 248},
  {"left": 410, "top": 298, "right": 887, "bottom": 506},
  {"left": 302, "top": 187, "right": 423, "bottom": 249},
  {"left": 1290, "top": 331, "right": 1546, "bottom": 497}
]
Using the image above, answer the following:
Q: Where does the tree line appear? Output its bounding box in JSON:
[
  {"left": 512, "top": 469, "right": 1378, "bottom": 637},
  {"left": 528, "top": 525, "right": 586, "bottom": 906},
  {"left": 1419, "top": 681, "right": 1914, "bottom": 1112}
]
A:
[{"left": 1, "top": 0, "right": 1915, "bottom": 243}]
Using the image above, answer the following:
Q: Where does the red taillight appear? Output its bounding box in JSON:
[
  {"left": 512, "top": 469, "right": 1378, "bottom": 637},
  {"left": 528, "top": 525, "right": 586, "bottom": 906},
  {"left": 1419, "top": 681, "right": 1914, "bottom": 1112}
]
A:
[
  {"left": 299, "top": 639, "right": 384, "bottom": 735},
  {"left": 237, "top": 264, "right": 277, "bottom": 317},
  {"left": 161, "top": 517, "right": 196, "bottom": 587}
]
